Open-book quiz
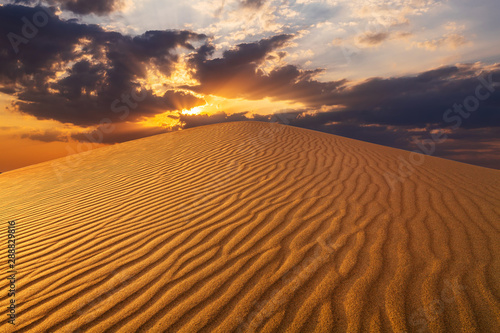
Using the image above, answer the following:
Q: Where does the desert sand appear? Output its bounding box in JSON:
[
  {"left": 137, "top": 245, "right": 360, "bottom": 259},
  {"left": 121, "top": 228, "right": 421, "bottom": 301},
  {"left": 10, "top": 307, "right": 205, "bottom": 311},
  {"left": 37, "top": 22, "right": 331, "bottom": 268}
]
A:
[{"left": 0, "top": 121, "right": 499, "bottom": 332}]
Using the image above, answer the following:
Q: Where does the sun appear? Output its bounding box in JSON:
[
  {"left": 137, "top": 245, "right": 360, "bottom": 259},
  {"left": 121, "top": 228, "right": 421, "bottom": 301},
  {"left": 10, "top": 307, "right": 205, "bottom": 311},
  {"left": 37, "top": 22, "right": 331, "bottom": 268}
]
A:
[{"left": 181, "top": 103, "right": 216, "bottom": 115}]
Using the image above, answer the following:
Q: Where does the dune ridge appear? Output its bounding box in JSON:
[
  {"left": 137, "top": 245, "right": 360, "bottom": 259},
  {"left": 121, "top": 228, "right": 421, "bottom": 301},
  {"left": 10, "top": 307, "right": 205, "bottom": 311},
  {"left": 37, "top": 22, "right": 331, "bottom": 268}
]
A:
[{"left": 0, "top": 121, "right": 499, "bottom": 332}]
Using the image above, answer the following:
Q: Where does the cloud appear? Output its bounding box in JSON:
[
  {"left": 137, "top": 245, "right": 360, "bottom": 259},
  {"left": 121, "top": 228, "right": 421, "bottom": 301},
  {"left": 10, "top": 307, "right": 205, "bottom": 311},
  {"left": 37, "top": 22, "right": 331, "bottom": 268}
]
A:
[
  {"left": 353, "top": 30, "right": 411, "bottom": 47},
  {"left": 180, "top": 111, "right": 251, "bottom": 129},
  {"left": 0, "top": 126, "right": 18, "bottom": 131},
  {"left": 176, "top": 62, "right": 500, "bottom": 168},
  {"left": 412, "top": 20, "right": 471, "bottom": 51},
  {"left": 351, "top": 0, "right": 440, "bottom": 26},
  {"left": 20, "top": 129, "right": 68, "bottom": 142},
  {"left": 188, "top": 34, "right": 500, "bottom": 130},
  {"left": 13, "top": 121, "right": 173, "bottom": 144},
  {"left": 356, "top": 31, "right": 390, "bottom": 45},
  {"left": 1, "top": 5, "right": 499, "bottom": 169},
  {"left": 318, "top": 65, "right": 500, "bottom": 129},
  {"left": 188, "top": 35, "right": 347, "bottom": 104},
  {"left": 241, "top": 0, "right": 265, "bottom": 9},
  {"left": 0, "top": 5, "right": 206, "bottom": 126},
  {"left": 2, "top": 6, "right": 499, "bottom": 133},
  {"left": 11, "top": 0, "right": 124, "bottom": 15},
  {"left": 413, "top": 33, "right": 470, "bottom": 51},
  {"left": 58, "top": 0, "right": 123, "bottom": 15},
  {"left": 70, "top": 122, "right": 174, "bottom": 144}
]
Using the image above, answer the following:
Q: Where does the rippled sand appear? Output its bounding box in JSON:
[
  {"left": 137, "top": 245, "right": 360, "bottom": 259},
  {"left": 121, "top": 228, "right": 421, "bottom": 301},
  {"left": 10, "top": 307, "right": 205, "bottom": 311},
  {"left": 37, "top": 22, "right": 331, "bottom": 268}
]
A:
[{"left": 0, "top": 121, "right": 499, "bottom": 332}]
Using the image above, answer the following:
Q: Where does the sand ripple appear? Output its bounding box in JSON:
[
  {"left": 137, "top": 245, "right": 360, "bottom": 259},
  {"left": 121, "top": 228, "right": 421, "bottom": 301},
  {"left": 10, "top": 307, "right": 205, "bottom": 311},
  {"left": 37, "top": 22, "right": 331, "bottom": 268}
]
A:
[{"left": 0, "top": 121, "right": 499, "bottom": 332}]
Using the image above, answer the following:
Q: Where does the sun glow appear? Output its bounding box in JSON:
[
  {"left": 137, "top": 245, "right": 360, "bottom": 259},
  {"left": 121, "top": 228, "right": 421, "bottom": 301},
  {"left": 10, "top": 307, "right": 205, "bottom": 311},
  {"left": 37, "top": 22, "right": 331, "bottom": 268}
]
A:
[
  {"left": 137, "top": 54, "right": 200, "bottom": 97},
  {"left": 181, "top": 103, "right": 215, "bottom": 115},
  {"left": 137, "top": 93, "right": 307, "bottom": 130},
  {"left": 138, "top": 111, "right": 181, "bottom": 128}
]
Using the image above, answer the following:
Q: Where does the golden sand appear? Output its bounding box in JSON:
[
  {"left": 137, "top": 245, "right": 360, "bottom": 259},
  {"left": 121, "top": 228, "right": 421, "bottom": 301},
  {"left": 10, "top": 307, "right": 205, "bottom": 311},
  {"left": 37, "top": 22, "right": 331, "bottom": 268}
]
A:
[{"left": 0, "top": 121, "right": 499, "bottom": 332}]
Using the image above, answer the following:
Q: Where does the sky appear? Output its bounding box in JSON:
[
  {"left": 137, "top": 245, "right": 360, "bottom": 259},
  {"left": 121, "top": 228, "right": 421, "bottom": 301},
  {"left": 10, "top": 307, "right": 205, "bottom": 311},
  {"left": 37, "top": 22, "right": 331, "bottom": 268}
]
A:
[{"left": 0, "top": 0, "right": 499, "bottom": 172}]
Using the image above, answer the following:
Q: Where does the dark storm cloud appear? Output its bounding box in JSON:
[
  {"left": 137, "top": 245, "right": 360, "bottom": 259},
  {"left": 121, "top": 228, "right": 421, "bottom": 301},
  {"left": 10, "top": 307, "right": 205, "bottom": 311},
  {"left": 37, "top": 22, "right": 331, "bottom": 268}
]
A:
[
  {"left": 325, "top": 66, "right": 500, "bottom": 128},
  {"left": 188, "top": 35, "right": 346, "bottom": 104},
  {"left": 1, "top": 6, "right": 499, "bottom": 168},
  {"left": 190, "top": 37, "right": 500, "bottom": 128},
  {"left": 11, "top": 0, "right": 123, "bottom": 15},
  {"left": 0, "top": 5, "right": 206, "bottom": 125},
  {"left": 58, "top": 0, "right": 122, "bottom": 15},
  {"left": 418, "top": 127, "right": 500, "bottom": 169}
]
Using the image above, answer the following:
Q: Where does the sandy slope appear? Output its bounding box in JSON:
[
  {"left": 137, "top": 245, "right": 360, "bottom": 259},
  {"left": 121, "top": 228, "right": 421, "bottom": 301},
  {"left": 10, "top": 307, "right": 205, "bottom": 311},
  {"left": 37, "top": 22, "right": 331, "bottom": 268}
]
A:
[{"left": 0, "top": 121, "right": 499, "bottom": 333}]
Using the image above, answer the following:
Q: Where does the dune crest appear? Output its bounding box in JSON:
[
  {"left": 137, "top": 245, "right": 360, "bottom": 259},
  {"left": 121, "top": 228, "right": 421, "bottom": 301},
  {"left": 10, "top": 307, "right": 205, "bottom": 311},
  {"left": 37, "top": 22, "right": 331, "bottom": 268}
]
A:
[{"left": 1, "top": 121, "right": 499, "bottom": 332}]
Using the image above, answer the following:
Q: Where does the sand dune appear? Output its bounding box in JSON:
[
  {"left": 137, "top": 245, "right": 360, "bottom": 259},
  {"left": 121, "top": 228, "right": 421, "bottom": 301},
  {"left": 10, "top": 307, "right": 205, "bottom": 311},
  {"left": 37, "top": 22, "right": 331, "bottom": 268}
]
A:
[{"left": 1, "top": 121, "right": 499, "bottom": 332}]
